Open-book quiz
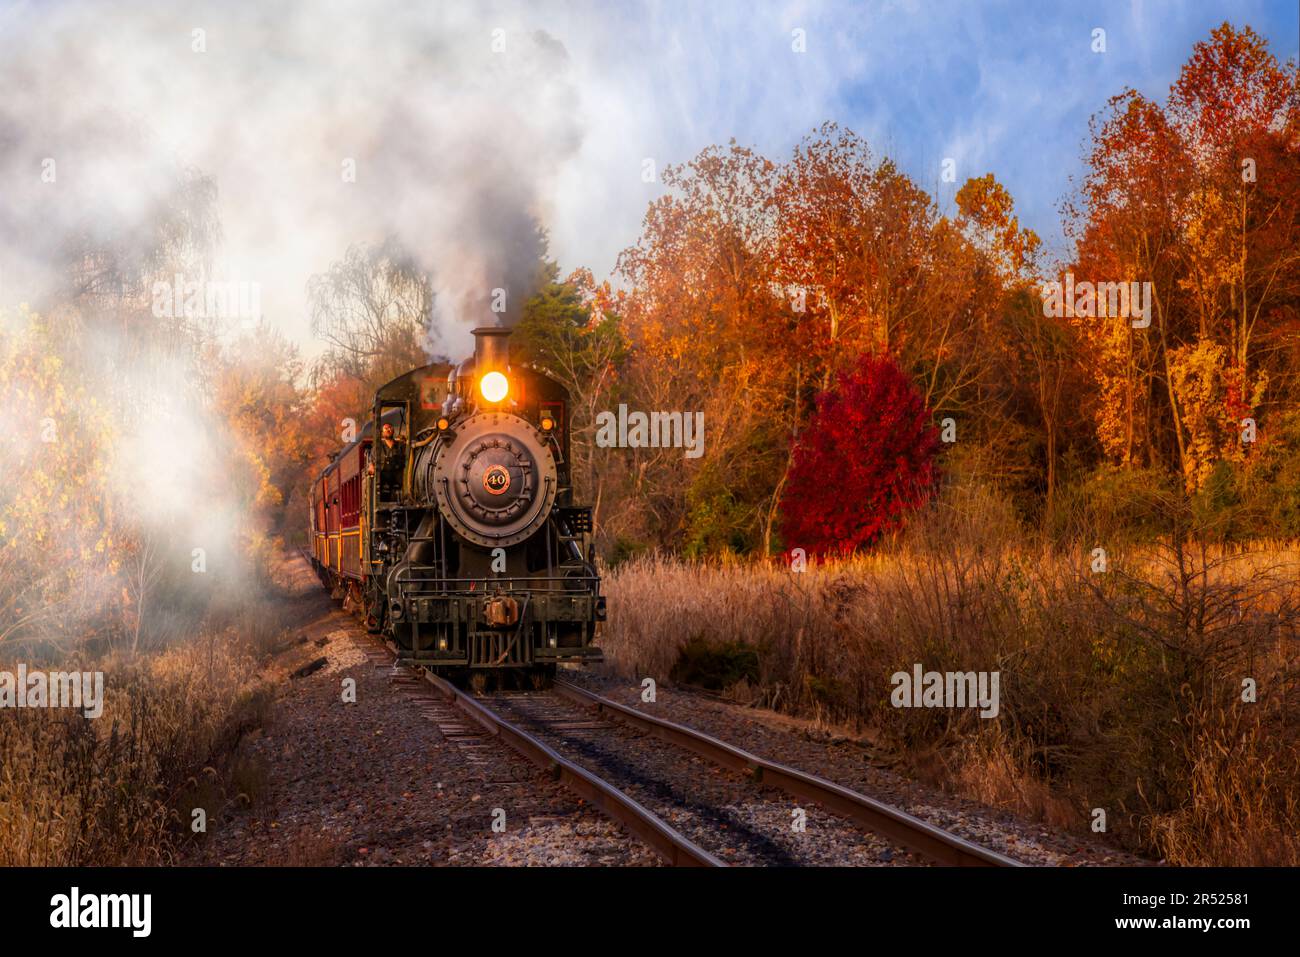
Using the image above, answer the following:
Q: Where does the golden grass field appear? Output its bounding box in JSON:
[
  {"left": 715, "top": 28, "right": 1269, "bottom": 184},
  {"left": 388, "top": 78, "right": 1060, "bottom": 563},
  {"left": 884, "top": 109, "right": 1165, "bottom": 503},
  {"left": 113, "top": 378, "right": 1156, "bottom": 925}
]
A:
[
  {"left": 0, "top": 598, "right": 285, "bottom": 866},
  {"left": 600, "top": 500, "right": 1300, "bottom": 866}
]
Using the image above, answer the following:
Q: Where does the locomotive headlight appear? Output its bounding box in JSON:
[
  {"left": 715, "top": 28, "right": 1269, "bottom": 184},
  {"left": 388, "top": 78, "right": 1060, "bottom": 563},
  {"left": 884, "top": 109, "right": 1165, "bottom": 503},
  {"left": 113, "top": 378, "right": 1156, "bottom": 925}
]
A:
[
  {"left": 479, "top": 371, "right": 509, "bottom": 403},
  {"left": 539, "top": 414, "right": 555, "bottom": 432},
  {"left": 436, "top": 416, "right": 451, "bottom": 431}
]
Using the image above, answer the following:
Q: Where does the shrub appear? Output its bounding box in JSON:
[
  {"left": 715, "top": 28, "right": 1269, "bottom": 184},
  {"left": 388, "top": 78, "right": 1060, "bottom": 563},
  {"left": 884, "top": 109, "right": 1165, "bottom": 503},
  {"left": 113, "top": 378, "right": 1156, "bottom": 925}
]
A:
[
  {"left": 1046, "top": 465, "right": 1177, "bottom": 545},
  {"left": 0, "top": 624, "right": 280, "bottom": 865},
  {"left": 779, "top": 353, "right": 941, "bottom": 556},
  {"left": 670, "top": 636, "right": 760, "bottom": 690}
]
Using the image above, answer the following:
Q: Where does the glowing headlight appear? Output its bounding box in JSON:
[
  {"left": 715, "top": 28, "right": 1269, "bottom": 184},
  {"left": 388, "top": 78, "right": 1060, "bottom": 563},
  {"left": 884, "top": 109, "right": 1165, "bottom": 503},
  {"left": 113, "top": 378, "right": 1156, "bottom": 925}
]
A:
[{"left": 479, "top": 371, "right": 509, "bottom": 403}]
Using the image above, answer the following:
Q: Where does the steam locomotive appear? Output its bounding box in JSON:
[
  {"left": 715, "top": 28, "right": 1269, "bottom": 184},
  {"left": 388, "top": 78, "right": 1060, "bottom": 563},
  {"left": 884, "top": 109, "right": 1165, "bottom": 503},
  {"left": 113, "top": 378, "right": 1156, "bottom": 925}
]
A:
[{"left": 308, "top": 326, "right": 605, "bottom": 677}]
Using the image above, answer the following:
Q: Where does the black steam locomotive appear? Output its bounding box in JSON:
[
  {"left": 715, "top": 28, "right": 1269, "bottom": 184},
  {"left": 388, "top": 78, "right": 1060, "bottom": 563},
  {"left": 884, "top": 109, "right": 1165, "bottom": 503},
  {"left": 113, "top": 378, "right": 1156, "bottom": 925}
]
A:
[{"left": 309, "top": 326, "right": 605, "bottom": 677}]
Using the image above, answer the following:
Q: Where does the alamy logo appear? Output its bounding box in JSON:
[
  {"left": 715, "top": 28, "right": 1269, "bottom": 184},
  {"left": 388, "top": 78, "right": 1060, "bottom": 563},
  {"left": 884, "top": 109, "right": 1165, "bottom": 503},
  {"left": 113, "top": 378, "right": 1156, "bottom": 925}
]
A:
[
  {"left": 595, "top": 404, "right": 704, "bottom": 459},
  {"left": 50, "top": 887, "right": 151, "bottom": 937},
  {"left": 152, "top": 274, "right": 262, "bottom": 322},
  {"left": 0, "top": 667, "right": 104, "bottom": 718},
  {"left": 1041, "top": 272, "right": 1151, "bottom": 328},
  {"left": 890, "top": 664, "right": 1000, "bottom": 718}
]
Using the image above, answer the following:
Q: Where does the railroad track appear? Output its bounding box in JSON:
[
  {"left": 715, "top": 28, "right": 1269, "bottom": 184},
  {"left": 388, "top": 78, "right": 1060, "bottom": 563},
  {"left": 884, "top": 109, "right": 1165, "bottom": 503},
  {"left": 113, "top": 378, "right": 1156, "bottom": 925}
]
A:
[
  {"left": 417, "top": 670, "right": 723, "bottom": 866},
  {"left": 550, "top": 680, "right": 1021, "bottom": 867},
  {"left": 406, "top": 661, "right": 1022, "bottom": 868},
  {"left": 305, "top": 550, "right": 1021, "bottom": 867}
]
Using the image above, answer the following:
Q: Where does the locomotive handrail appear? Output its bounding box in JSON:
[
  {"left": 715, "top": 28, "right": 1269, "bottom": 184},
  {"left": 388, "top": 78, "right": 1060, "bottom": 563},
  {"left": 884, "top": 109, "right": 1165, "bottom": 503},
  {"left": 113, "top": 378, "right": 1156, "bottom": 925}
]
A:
[
  {"left": 398, "top": 588, "right": 598, "bottom": 599},
  {"left": 392, "top": 572, "right": 599, "bottom": 587}
]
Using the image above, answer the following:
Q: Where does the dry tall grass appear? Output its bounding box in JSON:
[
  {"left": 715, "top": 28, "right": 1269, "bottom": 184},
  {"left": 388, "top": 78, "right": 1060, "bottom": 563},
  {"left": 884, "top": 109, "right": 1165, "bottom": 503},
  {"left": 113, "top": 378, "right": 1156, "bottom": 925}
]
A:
[
  {"left": 600, "top": 491, "right": 1300, "bottom": 865},
  {"left": 0, "top": 594, "right": 287, "bottom": 865}
]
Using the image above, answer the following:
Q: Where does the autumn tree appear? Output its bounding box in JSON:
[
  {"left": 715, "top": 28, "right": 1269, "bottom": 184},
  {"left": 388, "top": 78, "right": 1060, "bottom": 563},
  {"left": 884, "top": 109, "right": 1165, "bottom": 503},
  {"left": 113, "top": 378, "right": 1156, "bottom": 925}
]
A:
[
  {"left": 952, "top": 173, "right": 1094, "bottom": 515},
  {"left": 955, "top": 173, "right": 1041, "bottom": 280},
  {"left": 211, "top": 325, "right": 314, "bottom": 540},
  {"left": 616, "top": 142, "right": 798, "bottom": 555},
  {"left": 0, "top": 310, "right": 118, "bottom": 650},
  {"left": 308, "top": 239, "right": 434, "bottom": 390},
  {"left": 301, "top": 370, "right": 374, "bottom": 468},
  {"left": 779, "top": 353, "right": 941, "bottom": 556},
  {"left": 512, "top": 263, "right": 627, "bottom": 525},
  {"left": 776, "top": 123, "right": 996, "bottom": 411},
  {"left": 1067, "top": 23, "right": 1299, "bottom": 492},
  {"left": 777, "top": 126, "right": 1033, "bottom": 467},
  {"left": 996, "top": 288, "right": 1094, "bottom": 516},
  {"left": 613, "top": 132, "right": 1050, "bottom": 553},
  {"left": 298, "top": 239, "right": 440, "bottom": 512}
]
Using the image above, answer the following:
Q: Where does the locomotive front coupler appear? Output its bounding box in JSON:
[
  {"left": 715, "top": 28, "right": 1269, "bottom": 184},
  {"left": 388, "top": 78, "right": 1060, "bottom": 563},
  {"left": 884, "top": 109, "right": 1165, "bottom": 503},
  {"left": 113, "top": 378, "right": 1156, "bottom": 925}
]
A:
[{"left": 483, "top": 592, "right": 520, "bottom": 628}]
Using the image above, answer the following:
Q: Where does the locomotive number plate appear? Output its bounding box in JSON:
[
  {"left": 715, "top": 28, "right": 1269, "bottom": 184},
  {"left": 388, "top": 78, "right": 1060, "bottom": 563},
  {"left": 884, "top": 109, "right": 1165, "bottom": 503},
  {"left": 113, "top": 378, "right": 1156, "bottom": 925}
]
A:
[{"left": 483, "top": 465, "right": 511, "bottom": 495}]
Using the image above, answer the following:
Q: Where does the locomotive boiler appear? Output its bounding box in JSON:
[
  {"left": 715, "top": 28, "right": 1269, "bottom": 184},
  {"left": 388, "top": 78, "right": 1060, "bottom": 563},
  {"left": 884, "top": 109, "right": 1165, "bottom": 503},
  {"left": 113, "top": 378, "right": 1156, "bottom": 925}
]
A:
[{"left": 309, "top": 326, "right": 605, "bottom": 677}]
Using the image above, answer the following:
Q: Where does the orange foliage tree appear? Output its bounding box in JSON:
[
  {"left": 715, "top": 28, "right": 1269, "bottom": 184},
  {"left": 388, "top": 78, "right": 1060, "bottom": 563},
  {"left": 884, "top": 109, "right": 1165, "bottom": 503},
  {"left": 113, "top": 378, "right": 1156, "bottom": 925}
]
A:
[
  {"left": 1066, "top": 23, "right": 1299, "bottom": 491},
  {"left": 0, "top": 310, "right": 119, "bottom": 649}
]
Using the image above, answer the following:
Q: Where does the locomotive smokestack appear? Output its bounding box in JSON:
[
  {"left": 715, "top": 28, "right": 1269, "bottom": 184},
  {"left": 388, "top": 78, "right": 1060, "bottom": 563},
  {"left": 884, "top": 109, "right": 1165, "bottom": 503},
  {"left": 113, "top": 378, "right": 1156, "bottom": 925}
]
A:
[{"left": 472, "top": 326, "right": 510, "bottom": 374}]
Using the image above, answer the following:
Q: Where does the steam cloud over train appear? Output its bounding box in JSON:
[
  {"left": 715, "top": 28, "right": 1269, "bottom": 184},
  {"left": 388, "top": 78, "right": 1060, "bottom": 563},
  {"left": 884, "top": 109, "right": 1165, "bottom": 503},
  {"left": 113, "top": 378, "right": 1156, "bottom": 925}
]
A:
[{"left": 309, "top": 327, "right": 605, "bottom": 677}]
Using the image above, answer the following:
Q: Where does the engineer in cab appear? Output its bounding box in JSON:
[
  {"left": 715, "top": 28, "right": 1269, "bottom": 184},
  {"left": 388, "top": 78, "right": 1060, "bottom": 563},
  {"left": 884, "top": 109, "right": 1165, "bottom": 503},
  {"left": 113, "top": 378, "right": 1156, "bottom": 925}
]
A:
[{"left": 367, "top": 421, "right": 406, "bottom": 498}]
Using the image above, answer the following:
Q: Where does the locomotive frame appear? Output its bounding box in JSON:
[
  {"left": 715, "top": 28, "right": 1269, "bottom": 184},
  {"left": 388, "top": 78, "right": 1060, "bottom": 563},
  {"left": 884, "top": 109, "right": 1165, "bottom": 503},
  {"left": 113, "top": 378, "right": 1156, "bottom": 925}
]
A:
[{"left": 309, "top": 327, "right": 605, "bottom": 675}]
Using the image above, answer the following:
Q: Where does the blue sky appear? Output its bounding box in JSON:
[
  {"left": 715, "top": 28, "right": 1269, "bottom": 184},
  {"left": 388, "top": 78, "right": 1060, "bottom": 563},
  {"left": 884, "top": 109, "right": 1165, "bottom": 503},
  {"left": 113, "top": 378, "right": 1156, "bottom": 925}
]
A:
[
  {"left": 2, "top": 1, "right": 1296, "bottom": 354},
  {"left": 550, "top": 0, "right": 1300, "bottom": 274}
]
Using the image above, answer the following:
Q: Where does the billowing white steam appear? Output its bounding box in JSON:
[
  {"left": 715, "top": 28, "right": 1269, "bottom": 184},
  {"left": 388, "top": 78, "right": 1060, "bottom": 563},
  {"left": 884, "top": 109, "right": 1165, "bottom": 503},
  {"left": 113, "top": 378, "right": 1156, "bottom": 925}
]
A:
[
  {"left": 0, "top": 0, "right": 586, "bottom": 357},
  {"left": 0, "top": 1, "right": 588, "bottom": 646}
]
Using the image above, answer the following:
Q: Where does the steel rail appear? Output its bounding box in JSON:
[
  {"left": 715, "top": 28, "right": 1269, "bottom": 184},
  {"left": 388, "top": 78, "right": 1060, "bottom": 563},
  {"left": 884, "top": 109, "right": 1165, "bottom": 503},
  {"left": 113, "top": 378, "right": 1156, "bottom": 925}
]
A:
[
  {"left": 304, "top": 551, "right": 1015, "bottom": 869},
  {"left": 553, "top": 679, "right": 1023, "bottom": 868},
  {"left": 415, "top": 668, "right": 725, "bottom": 868}
]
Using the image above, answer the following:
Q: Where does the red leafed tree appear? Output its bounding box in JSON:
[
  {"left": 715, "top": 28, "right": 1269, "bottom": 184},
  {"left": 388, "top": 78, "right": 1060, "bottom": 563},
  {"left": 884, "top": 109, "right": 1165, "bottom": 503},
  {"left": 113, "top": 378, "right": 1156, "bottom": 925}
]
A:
[{"left": 779, "top": 353, "right": 941, "bottom": 556}]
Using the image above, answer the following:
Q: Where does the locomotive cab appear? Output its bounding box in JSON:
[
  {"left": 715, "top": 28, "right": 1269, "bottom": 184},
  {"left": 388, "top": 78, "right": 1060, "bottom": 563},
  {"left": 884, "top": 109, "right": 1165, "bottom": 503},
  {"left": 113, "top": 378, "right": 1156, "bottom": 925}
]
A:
[{"left": 372, "top": 404, "right": 409, "bottom": 507}]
